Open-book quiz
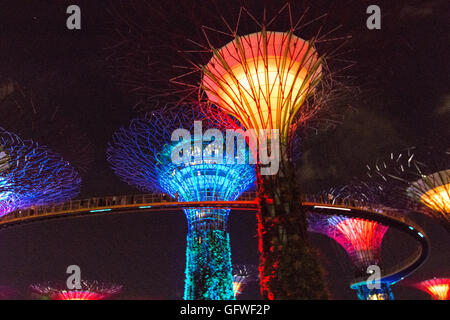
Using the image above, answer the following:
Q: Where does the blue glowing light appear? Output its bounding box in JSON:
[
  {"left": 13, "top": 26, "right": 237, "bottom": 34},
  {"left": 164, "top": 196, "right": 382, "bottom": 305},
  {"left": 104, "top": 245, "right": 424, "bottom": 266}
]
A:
[
  {"left": 0, "top": 128, "right": 80, "bottom": 217},
  {"left": 107, "top": 112, "right": 256, "bottom": 300},
  {"left": 352, "top": 281, "right": 395, "bottom": 300}
]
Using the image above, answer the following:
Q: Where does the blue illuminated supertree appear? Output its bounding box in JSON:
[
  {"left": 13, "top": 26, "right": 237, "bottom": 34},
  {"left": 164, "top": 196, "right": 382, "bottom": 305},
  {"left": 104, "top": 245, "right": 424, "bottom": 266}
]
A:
[
  {"left": 0, "top": 128, "right": 81, "bottom": 217},
  {"left": 107, "top": 108, "right": 255, "bottom": 300}
]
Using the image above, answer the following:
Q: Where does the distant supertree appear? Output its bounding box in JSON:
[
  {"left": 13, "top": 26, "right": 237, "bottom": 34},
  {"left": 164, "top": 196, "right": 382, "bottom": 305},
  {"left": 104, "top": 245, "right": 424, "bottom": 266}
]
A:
[
  {"left": 0, "top": 128, "right": 80, "bottom": 217},
  {"left": 30, "top": 281, "right": 122, "bottom": 300},
  {"left": 412, "top": 278, "right": 450, "bottom": 300},
  {"left": 308, "top": 213, "right": 392, "bottom": 300},
  {"left": 308, "top": 214, "right": 388, "bottom": 275},
  {"left": 366, "top": 147, "right": 450, "bottom": 234},
  {"left": 107, "top": 108, "right": 255, "bottom": 300},
  {"left": 232, "top": 265, "right": 258, "bottom": 298}
]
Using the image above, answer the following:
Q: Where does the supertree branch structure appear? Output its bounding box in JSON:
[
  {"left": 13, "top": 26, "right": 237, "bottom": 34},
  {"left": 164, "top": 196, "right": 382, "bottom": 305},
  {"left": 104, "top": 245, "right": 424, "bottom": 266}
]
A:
[
  {"left": 308, "top": 214, "right": 388, "bottom": 276},
  {"left": 107, "top": 108, "right": 255, "bottom": 300},
  {"left": 0, "top": 128, "right": 80, "bottom": 217},
  {"left": 308, "top": 213, "right": 393, "bottom": 300},
  {"left": 232, "top": 265, "right": 258, "bottom": 298},
  {"left": 413, "top": 278, "right": 450, "bottom": 300},
  {"left": 366, "top": 148, "right": 450, "bottom": 234},
  {"left": 30, "top": 281, "right": 122, "bottom": 300},
  {"left": 194, "top": 6, "right": 349, "bottom": 300}
]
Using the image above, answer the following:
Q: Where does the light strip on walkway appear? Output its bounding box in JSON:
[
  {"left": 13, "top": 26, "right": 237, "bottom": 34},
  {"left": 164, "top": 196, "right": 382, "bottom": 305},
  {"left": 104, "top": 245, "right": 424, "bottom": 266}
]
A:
[
  {"left": 90, "top": 209, "right": 112, "bottom": 213},
  {"left": 313, "top": 205, "right": 351, "bottom": 211}
]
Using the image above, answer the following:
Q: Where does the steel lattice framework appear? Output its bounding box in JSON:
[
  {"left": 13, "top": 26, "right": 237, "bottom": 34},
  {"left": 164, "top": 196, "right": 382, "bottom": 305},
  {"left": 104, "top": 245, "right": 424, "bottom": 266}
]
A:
[
  {"left": 308, "top": 214, "right": 388, "bottom": 276},
  {"left": 0, "top": 128, "right": 80, "bottom": 217},
  {"left": 30, "top": 280, "right": 122, "bottom": 300},
  {"left": 107, "top": 108, "right": 255, "bottom": 300},
  {"left": 366, "top": 148, "right": 450, "bottom": 234},
  {"left": 412, "top": 278, "right": 450, "bottom": 300}
]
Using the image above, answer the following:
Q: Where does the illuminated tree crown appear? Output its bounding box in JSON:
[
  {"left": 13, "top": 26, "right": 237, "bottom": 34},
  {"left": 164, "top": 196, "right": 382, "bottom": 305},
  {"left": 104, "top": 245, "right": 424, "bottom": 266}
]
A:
[
  {"left": 202, "top": 29, "right": 322, "bottom": 141},
  {"left": 30, "top": 280, "right": 122, "bottom": 300},
  {"left": 413, "top": 278, "right": 450, "bottom": 300},
  {"left": 0, "top": 128, "right": 80, "bottom": 217}
]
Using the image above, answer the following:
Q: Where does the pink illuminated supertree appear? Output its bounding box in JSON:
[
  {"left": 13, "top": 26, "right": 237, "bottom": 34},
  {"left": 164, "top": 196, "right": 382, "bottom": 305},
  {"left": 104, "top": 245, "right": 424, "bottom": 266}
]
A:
[
  {"left": 308, "top": 214, "right": 388, "bottom": 276},
  {"left": 412, "top": 278, "right": 450, "bottom": 300},
  {"left": 30, "top": 281, "right": 122, "bottom": 300}
]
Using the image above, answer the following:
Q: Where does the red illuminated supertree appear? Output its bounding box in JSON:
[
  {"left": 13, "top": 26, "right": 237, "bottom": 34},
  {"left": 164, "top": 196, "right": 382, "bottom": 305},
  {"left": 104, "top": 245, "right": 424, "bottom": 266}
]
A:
[
  {"left": 30, "top": 281, "right": 122, "bottom": 300},
  {"left": 412, "top": 278, "right": 450, "bottom": 300}
]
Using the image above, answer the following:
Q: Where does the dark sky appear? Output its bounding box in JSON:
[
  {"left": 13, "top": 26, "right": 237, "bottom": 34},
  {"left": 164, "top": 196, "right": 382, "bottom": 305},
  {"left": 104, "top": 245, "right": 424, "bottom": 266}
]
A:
[{"left": 0, "top": 0, "right": 448, "bottom": 299}]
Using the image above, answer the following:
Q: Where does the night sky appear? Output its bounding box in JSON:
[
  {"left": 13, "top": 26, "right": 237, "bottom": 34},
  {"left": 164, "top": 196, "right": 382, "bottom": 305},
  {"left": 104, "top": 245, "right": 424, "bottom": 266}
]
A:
[{"left": 0, "top": 0, "right": 448, "bottom": 299}]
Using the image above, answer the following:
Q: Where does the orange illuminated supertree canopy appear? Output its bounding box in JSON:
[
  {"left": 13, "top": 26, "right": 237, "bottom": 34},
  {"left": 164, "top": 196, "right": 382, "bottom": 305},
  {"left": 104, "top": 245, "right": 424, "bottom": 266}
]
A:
[
  {"left": 30, "top": 281, "right": 122, "bottom": 300},
  {"left": 202, "top": 30, "right": 322, "bottom": 143},
  {"left": 366, "top": 148, "right": 450, "bottom": 234},
  {"left": 412, "top": 278, "right": 450, "bottom": 300}
]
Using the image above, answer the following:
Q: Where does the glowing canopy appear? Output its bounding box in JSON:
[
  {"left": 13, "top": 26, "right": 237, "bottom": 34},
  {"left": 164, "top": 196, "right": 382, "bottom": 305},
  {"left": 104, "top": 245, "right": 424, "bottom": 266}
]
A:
[
  {"left": 414, "top": 278, "right": 450, "bottom": 300},
  {"left": 309, "top": 215, "right": 388, "bottom": 274},
  {"left": 409, "top": 169, "right": 450, "bottom": 214},
  {"left": 202, "top": 31, "right": 322, "bottom": 139},
  {"left": 0, "top": 128, "right": 80, "bottom": 217},
  {"left": 31, "top": 281, "right": 122, "bottom": 300}
]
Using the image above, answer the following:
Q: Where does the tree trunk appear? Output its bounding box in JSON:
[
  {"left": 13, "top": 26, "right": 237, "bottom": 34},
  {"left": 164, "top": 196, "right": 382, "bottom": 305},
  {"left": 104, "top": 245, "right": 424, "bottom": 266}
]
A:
[{"left": 256, "top": 148, "right": 329, "bottom": 299}]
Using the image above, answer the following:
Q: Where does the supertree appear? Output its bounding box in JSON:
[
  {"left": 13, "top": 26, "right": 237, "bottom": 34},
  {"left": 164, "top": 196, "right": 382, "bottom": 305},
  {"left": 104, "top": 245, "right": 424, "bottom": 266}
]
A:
[
  {"left": 30, "top": 280, "right": 122, "bottom": 300},
  {"left": 232, "top": 265, "right": 258, "bottom": 298},
  {"left": 308, "top": 213, "right": 392, "bottom": 300},
  {"left": 366, "top": 147, "right": 450, "bottom": 234},
  {"left": 108, "top": 1, "right": 350, "bottom": 299},
  {"left": 107, "top": 108, "right": 255, "bottom": 300},
  {"left": 188, "top": 4, "right": 348, "bottom": 300},
  {"left": 411, "top": 278, "right": 450, "bottom": 300},
  {"left": 0, "top": 128, "right": 80, "bottom": 217}
]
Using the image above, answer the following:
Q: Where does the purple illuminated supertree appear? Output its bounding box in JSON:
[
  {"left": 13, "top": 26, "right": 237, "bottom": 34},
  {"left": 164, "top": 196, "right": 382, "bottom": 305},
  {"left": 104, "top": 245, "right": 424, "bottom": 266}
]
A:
[
  {"left": 107, "top": 107, "right": 255, "bottom": 300},
  {"left": 0, "top": 128, "right": 80, "bottom": 217},
  {"left": 30, "top": 280, "right": 122, "bottom": 300},
  {"left": 366, "top": 147, "right": 450, "bottom": 234}
]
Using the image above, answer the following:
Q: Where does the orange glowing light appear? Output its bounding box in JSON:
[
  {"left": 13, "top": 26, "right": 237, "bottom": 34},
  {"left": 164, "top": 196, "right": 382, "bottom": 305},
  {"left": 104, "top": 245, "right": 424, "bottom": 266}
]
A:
[
  {"left": 415, "top": 278, "right": 450, "bottom": 300},
  {"left": 233, "top": 281, "right": 242, "bottom": 297},
  {"left": 419, "top": 184, "right": 450, "bottom": 213},
  {"left": 409, "top": 170, "right": 450, "bottom": 214},
  {"left": 202, "top": 30, "right": 322, "bottom": 140}
]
